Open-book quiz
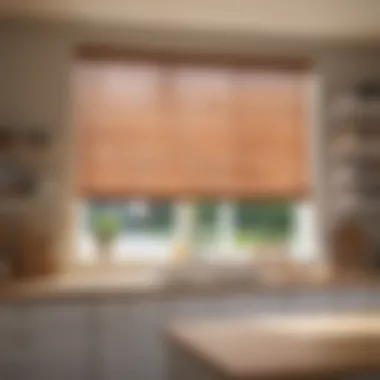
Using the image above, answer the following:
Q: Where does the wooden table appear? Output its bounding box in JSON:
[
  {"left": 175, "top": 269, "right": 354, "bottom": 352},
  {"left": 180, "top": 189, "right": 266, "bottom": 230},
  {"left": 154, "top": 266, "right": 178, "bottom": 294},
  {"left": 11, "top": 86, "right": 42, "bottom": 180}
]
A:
[{"left": 168, "top": 312, "right": 380, "bottom": 380}]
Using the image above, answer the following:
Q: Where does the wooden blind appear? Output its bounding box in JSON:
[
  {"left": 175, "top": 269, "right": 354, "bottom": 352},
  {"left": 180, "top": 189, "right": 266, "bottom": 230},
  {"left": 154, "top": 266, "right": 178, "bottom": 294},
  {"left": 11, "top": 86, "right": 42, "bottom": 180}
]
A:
[
  {"left": 235, "top": 70, "right": 309, "bottom": 197},
  {"left": 171, "top": 66, "right": 235, "bottom": 195},
  {"left": 75, "top": 59, "right": 309, "bottom": 198}
]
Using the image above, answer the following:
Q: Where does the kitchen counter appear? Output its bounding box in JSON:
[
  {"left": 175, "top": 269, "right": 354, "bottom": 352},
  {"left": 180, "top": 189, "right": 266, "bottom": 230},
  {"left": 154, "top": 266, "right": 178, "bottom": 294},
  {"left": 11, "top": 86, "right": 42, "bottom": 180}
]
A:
[
  {"left": 0, "top": 262, "right": 380, "bottom": 301},
  {"left": 168, "top": 312, "right": 380, "bottom": 380}
]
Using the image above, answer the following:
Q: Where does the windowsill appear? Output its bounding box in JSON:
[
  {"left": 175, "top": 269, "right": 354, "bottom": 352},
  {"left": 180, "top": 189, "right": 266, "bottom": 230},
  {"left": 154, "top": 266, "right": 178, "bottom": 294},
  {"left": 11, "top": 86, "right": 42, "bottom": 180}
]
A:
[
  {"left": 0, "top": 259, "right": 379, "bottom": 302},
  {"left": 70, "top": 247, "right": 294, "bottom": 283}
]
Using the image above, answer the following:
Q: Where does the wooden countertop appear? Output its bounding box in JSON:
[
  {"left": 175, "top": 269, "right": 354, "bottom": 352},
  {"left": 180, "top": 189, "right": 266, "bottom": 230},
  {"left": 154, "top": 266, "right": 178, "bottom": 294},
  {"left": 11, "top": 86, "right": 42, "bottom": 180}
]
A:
[
  {"left": 1, "top": 262, "right": 380, "bottom": 302},
  {"left": 168, "top": 312, "right": 380, "bottom": 379}
]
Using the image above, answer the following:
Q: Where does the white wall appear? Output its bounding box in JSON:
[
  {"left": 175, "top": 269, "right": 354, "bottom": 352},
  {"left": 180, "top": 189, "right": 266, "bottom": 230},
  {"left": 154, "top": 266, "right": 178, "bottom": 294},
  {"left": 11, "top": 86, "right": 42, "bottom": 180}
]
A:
[{"left": 1, "top": 20, "right": 380, "bottom": 264}]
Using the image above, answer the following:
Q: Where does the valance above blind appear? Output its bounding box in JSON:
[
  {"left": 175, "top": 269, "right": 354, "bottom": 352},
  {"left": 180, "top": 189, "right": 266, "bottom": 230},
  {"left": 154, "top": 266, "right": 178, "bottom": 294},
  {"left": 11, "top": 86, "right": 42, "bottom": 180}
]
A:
[{"left": 75, "top": 58, "right": 310, "bottom": 198}]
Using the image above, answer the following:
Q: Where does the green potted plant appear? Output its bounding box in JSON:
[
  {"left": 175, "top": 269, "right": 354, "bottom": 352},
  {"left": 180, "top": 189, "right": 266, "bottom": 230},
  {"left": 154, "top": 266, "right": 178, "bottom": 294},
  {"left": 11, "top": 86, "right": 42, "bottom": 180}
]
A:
[{"left": 89, "top": 210, "right": 123, "bottom": 260}]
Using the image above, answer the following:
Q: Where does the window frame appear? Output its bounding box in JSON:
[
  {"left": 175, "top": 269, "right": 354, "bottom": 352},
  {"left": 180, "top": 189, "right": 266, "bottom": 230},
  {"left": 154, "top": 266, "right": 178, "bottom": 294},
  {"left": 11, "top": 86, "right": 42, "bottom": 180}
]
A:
[{"left": 70, "top": 48, "right": 321, "bottom": 271}]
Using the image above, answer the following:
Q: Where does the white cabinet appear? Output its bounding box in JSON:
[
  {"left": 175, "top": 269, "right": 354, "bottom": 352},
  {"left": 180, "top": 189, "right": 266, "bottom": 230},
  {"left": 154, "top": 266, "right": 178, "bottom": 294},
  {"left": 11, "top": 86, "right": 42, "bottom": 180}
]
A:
[
  {"left": 363, "top": 288, "right": 380, "bottom": 310},
  {"left": 28, "top": 303, "right": 89, "bottom": 380},
  {"left": 99, "top": 299, "right": 167, "bottom": 380},
  {"left": 326, "top": 288, "right": 372, "bottom": 312},
  {"left": 223, "top": 293, "right": 285, "bottom": 317},
  {"left": 0, "top": 306, "right": 28, "bottom": 380},
  {"left": 168, "top": 296, "right": 231, "bottom": 322},
  {"left": 169, "top": 292, "right": 314, "bottom": 322},
  {"left": 281, "top": 291, "right": 331, "bottom": 313},
  {"left": 0, "top": 287, "right": 378, "bottom": 380}
]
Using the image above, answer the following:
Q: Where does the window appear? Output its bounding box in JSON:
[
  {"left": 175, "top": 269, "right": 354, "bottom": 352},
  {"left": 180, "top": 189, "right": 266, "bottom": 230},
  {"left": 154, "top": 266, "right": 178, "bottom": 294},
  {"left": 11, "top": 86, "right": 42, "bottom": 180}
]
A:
[
  {"left": 74, "top": 53, "right": 317, "bottom": 265},
  {"left": 77, "top": 199, "right": 318, "bottom": 263},
  {"left": 77, "top": 199, "right": 174, "bottom": 262}
]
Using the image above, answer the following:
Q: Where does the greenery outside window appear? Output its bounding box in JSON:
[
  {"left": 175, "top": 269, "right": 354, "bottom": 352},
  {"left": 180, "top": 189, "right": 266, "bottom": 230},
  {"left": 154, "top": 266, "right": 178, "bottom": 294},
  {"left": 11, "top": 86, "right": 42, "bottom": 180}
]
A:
[{"left": 77, "top": 200, "right": 303, "bottom": 263}]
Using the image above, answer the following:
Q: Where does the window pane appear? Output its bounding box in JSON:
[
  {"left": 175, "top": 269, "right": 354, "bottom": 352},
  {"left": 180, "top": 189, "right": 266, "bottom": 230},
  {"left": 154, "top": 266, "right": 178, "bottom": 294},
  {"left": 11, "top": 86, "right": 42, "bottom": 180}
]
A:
[
  {"left": 78, "top": 198, "right": 298, "bottom": 263},
  {"left": 235, "top": 201, "right": 292, "bottom": 247},
  {"left": 195, "top": 201, "right": 218, "bottom": 242},
  {"left": 86, "top": 199, "right": 173, "bottom": 236},
  {"left": 123, "top": 200, "right": 172, "bottom": 235},
  {"left": 80, "top": 199, "right": 174, "bottom": 262}
]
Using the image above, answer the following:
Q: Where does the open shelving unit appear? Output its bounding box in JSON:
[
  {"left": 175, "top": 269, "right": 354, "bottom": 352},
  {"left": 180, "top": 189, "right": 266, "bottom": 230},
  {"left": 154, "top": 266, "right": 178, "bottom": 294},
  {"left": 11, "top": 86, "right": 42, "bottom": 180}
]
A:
[
  {"left": 0, "top": 126, "right": 55, "bottom": 278},
  {"left": 330, "top": 90, "right": 380, "bottom": 270}
]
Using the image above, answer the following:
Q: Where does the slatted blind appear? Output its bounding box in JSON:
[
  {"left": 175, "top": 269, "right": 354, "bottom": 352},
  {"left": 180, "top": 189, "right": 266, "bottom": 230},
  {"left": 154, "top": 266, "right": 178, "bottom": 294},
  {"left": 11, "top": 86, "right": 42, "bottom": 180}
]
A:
[
  {"left": 235, "top": 70, "right": 309, "bottom": 197},
  {"left": 171, "top": 66, "right": 235, "bottom": 195},
  {"left": 75, "top": 58, "right": 309, "bottom": 198}
]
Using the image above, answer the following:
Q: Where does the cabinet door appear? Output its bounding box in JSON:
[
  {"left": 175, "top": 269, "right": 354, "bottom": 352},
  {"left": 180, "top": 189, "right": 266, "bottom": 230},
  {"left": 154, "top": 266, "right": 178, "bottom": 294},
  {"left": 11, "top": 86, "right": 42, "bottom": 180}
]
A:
[
  {"left": 29, "top": 303, "right": 89, "bottom": 380},
  {"left": 282, "top": 290, "right": 331, "bottom": 313},
  {"left": 223, "top": 293, "right": 286, "bottom": 317},
  {"left": 169, "top": 294, "right": 289, "bottom": 322},
  {"left": 169, "top": 295, "right": 235, "bottom": 322},
  {"left": 325, "top": 289, "right": 372, "bottom": 312},
  {"left": 0, "top": 306, "right": 28, "bottom": 380},
  {"left": 367, "top": 288, "right": 380, "bottom": 310},
  {"left": 100, "top": 300, "right": 167, "bottom": 380}
]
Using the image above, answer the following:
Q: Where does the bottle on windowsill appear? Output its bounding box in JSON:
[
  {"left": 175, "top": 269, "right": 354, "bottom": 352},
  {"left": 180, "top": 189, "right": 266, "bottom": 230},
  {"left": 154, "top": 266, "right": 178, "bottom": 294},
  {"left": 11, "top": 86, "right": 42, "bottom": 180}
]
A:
[{"left": 172, "top": 244, "right": 188, "bottom": 265}]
